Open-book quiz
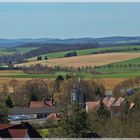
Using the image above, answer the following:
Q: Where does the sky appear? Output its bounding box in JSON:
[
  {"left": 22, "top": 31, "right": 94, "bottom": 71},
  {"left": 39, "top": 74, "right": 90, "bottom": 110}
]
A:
[{"left": 0, "top": 3, "right": 140, "bottom": 39}]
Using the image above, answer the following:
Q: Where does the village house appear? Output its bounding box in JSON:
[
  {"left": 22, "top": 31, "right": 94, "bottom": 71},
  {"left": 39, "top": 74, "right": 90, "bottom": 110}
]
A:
[
  {"left": 86, "top": 96, "right": 135, "bottom": 117},
  {"left": 8, "top": 106, "right": 59, "bottom": 121},
  {"left": 8, "top": 98, "right": 58, "bottom": 121}
]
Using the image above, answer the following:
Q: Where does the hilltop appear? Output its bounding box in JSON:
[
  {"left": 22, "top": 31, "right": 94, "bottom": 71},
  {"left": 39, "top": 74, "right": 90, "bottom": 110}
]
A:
[{"left": 1, "top": 36, "right": 140, "bottom": 48}]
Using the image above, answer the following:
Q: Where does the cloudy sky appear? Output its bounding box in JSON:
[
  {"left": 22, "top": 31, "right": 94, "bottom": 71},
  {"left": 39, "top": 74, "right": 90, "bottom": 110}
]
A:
[{"left": 0, "top": 3, "right": 140, "bottom": 38}]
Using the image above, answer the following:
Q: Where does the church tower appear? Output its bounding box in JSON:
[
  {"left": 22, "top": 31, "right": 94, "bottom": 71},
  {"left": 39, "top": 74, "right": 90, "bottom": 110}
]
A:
[{"left": 71, "top": 78, "right": 84, "bottom": 107}]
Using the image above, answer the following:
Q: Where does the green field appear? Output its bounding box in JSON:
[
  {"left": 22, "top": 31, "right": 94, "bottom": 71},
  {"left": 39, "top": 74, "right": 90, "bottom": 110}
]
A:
[
  {"left": 94, "top": 56, "right": 140, "bottom": 73},
  {"left": 1, "top": 45, "right": 140, "bottom": 79},
  {"left": 28, "top": 45, "right": 140, "bottom": 61},
  {"left": 111, "top": 57, "right": 140, "bottom": 65},
  {"left": 1, "top": 45, "right": 140, "bottom": 59},
  {"left": 15, "top": 47, "right": 39, "bottom": 53},
  {"left": 45, "top": 45, "right": 140, "bottom": 59},
  {"left": 0, "top": 47, "right": 39, "bottom": 56},
  {"left": 0, "top": 70, "right": 140, "bottom": 79}
]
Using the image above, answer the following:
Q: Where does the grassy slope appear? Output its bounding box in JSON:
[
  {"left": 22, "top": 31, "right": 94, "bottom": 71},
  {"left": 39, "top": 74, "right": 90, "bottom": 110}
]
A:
[
  {"left": 46, "top": 45, "right": 140, "bottom": 59},
  {"left": 1, "top": 45, "right": 140, "bottom": 79},
  {"left": 111, "top": 57, "right": 140, "bottom": 65},
  {"left": 1, "top": 70, "right": 140, "bottom": 79},
  {"left": 96, "top": 57, "right": 140, "bottom": 72},
  {"left": 0, "top": 47, "right": 39, "bottom": 56},
  {"left": 28, "top": 45, "right": 140, "bottom": 60},
  {"left": 15, "top": 47, "right": 39, "bottom": 53}
]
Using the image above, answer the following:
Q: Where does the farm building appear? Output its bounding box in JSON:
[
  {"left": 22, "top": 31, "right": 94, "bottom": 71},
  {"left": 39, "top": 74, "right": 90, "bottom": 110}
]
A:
[{"left": 8, "top": 106, "right": 58, "bottom": 121}]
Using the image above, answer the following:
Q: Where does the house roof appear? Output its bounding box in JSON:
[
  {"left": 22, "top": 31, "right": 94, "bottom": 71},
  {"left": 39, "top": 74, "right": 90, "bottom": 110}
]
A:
[
  {"left": 30, "top": 99, "right": 52, "bottom": 108},
  {"left": 130, "top": 102, "right": 135, "bottom": 109},
  {"left": 113, "top": 97, "right": 125, "bottom": 106},
  {"left": 0, "top": 122, "right": 42, "bottom": 138},
  {"left": 30, "top": 101, "right": 45, "bottom": 108},
  {"left": 103, "top": 97, "right": 116, "bottom": 108},
  {"left": 86, "top": 97, "right": 116, "bottom": 112},
  {"left": 0, "top": 124, "right": 15, "bottom": 130},
  {"left": 9, "top": 106, "right": 58, "bottom": 115},
  {"left": 86, "top": 101, "right": 100, "bottom": 111},
  {"left": 8, "top": 129, "right": 27, "bottom": 138}
]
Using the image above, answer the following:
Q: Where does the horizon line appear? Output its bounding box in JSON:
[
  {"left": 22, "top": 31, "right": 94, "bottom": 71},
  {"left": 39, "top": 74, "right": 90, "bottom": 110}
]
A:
[{"left": 0, "top": 35, "right": 140, "bottom": 40}]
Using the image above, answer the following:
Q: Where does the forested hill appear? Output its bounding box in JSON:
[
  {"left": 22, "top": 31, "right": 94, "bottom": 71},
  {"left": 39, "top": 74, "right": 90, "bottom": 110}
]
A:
[{"left": 1, "top": 36, "right": 140, "bottom": 48}]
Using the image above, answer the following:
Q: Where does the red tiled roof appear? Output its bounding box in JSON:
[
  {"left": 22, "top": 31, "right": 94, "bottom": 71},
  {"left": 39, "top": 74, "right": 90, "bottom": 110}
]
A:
[
  {"left": 86, "top": 97, "right": 116, "bottom": 112},
  {"left": 113, "top": 97, "right": 125, "bottom": 106},
  {"left": 0, "top": 124, "right": 15, "bottom": 130},
  {"left": 44, "top": 100, "right": 52, "bottom": 107},
  {"left": 30, "top": 101, "right": 45, "bottom": 108},
  {"left": 8, "top": 129, "right": 27, "bottom": 138},
  {"left": 86, "top": 101, "right": 100, "bottom": 112},
  {"left": 30, "top": 99, "right": 52, "bottom": 108},
  {"left": 103, "top": 97, "right": 115, "bottom": 107},
  {"left": 0, "top": 122, "right": 42, "bottom": 138}
]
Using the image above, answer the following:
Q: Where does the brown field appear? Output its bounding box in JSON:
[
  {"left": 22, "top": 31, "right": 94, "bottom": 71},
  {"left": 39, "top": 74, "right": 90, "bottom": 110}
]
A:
[
  {"left": 102, "top": 78, "right": 127, "bottom": 89},
  {"left": 0, "top": 77, "right": 126, "bottom": 90},
  {"left": 18, "top": 53, "right": 140, "bottom": 68},
  {"left": 0, "top": 70, "right": 23, "bottom": 76},
  {"left": 0, "top": 77, "right": 31, "bottom": 93}
]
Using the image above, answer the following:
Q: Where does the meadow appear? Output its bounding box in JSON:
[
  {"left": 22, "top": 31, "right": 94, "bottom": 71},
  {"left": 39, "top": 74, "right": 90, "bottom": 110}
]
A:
[
  {"left": 19, "top": 52, "right": 140, "bottom": 68},
  {"left": 1, "top": 45, "right": 140, "bottom": 90},
  {"left": 0, "top": 69, "right": 139, "bottom": 90},
  {"left": 0, "top": 47, "right": 38, "bottom": 56},
  {"left": 27, "top": 45, "right": 140, "bottom": 61}
]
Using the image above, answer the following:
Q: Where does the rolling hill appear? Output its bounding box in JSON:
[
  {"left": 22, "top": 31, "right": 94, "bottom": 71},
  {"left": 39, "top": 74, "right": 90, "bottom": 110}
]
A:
[
  {"left": 18, "top": 52, "right": 140, "bottom": 68},
  {"left": 1, "top": 36, "right": 140, "bottom": 48}
]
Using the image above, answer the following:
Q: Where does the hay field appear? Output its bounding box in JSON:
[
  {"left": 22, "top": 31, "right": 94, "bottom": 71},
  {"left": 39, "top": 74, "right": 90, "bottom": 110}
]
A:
[
  {"left": 102, "top": 78, "right": 127, "bottom": 89},
  {"left": 0, "top": 77, "right": 126, "bottom": 90},
  {"left": 18, "top": 53, "right": 140, "bottom": 68}
]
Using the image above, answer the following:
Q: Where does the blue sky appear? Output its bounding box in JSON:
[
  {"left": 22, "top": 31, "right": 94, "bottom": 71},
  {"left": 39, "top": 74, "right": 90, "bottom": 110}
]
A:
[{"left": 0, "top": 3, "right": 140, "bottom": 39}]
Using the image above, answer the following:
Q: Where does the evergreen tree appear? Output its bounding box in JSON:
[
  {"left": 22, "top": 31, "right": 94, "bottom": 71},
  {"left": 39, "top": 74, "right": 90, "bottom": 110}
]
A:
[
  {"left": 66, "top": 74, "right": 71, "bottom": 80},
  {"left": 5, "top": 96, "right": 13, "bottom": 108},
  {"left": 30, "top": 93, "right": 38, "bottom": 101},
  {"left": 97, "top": 99, "right": 110, "bottom": 119},
  {"left": 54, "top": 75, "right": 64, "bottom": 91},
  {"left": 120, "top": 99, "right": 130, "bottom": 123},
  {"left": 56, "top": 75, "right": 64, "bottom": 81},
  {"left": 44, "top": 55, "right": 48, "bottom": 60},
  {"left": 58, "top": 103, "right": 88, "bottom": 137},
  {"left": 37, "top": 56, "right": 42, "bottom": 61}
]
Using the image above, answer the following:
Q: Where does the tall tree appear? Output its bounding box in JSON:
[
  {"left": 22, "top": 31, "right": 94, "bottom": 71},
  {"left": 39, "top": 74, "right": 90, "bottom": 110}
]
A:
[
  {"left": 58, "top": 103, "right": 88, "bottom": 137},
  {"left": 37, "top": 56, "right": 42, "bottom": 61},
  {"left": 44, "top": 55, "right": 48, "bottom": 60},
  {"left": 30, "top": 93, "right": 38, "bottom": 101},
  {"left": 97, "top": 99, "right": 110, "bottom": 119},
  {"left": 54, "top": 75, "right": 64, "bottom": 91},
  {"left": 5, "top": 96, "right": 13, "bottom": 108},
  {"left": 25, "top": 79, "right": 49, "bottom": 100}
]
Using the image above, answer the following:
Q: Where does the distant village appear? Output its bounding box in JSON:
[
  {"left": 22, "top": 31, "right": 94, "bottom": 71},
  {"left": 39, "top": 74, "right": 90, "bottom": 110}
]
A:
[{"left": 0, "top": 76, "right": 138, "bottom": 138}]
